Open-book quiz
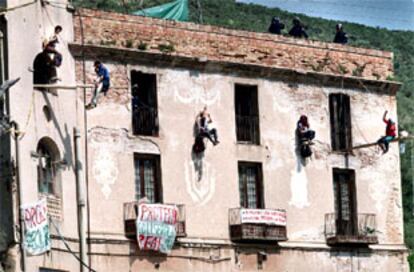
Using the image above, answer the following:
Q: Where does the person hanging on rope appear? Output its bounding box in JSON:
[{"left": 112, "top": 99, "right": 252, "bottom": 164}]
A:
[
  {"left": 296, "top": 115, "right": 315, "bottom": 158},
  {"left": 193, "top": 107, "right": 219, "bottom": 154},
  {"left": 198, "top": 106, "right": 219, "bottom": 146},
  {"left": 86, "top": 60, "right": 111, "bottom": 109},
  {"left": 377, "top": 110, "right": 396, "bottom": 154}
]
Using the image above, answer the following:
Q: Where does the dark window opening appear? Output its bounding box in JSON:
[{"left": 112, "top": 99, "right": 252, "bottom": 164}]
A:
[
  {"left": 43, "top": 105, "right": 52, "bottom": 122},
  {"left": 134, "top": 154, "right": 162, "bottom": 203},
  {"left": 131, "top": 71, "right": 159, "bottom": 136},
  {"left": 37, "top": 138, "right": 60, "bottom": 197},
  {"left": 329, "top": 93, "right": 352, "bottom": 151},
  {"left": 333, "top": 168, "right": 357, "bottom": 236},
  {"left": 235, "top": 84, "right": 260, "bottom": 144},
  {"left": 33, "top": 51, "right": 56, "bottom": 86},
  {"left": 238, "top": 162, "right": 264, "bottom": 209}
]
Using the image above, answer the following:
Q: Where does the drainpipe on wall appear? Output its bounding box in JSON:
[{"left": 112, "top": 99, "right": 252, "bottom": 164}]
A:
[
  {"left": 9, "top": 121, "right": 26, "bottom": 272},
  {"left": 74, "top": 127, "right": 87, "bottom": 272}
]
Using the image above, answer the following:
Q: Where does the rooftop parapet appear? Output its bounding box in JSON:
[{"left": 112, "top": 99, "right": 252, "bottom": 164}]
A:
[{"left": 73, "top": 8, "right": 394, "bottom": 81}]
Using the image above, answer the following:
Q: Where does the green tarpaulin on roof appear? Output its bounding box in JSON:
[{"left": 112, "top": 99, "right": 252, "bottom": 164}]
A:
[{"left": 133, "top": 0, "right": 188, "bottom": 21}]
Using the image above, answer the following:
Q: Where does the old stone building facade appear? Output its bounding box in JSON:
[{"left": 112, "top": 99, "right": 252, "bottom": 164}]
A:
[{"left": 0, "top": 1, "right": 409, "bottom": 271}]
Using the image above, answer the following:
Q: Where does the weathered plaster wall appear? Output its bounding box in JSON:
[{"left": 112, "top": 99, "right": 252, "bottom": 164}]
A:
[
  {"left": 76, "top": 56, "right": 406, "bottom": 270},
  {"left": 73, "top": 8, "right": 395, "bottom": 81},
  {"left": 4, "top": 0, "right": 81, "bottom": 271}
]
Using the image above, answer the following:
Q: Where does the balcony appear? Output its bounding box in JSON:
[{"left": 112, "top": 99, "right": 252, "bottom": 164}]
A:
[
  {"left": 236, "top": 115, "right": 260, "bottom": 144},
  {"left": 229, "top": 208, "right": 287, "bottom": 243},
  {"left": 325, "top": 213, "right": 378, "bottom": 245},
  {"left": 124, "top": 202, "right": 186, "bottom": 239}
]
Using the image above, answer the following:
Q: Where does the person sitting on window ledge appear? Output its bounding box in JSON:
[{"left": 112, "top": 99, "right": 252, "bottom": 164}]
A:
[
  {"left": 377, "top": 110, "right": 396, "bottom": 154},
  {"left": 86, "top": 61, "right": 111, "bottom": 109},
  {"left": 44, "top": 25, "right": 63, "bottom": 68},
  {"left": 289, "top": 17, "right": 308, "bottom": 39}
]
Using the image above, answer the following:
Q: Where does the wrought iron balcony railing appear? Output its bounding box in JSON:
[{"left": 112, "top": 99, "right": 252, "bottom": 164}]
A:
[
  {"left": 132, "top": 107, "right": 159, "bottom": 136},
  {"left": 236, "top": 115, "right": 260, "bottom": 144},
  {"left": 229, "top": 208, "right": 287, "bottom": 242},
  {"left": 324, "top": 213, "right": 378, "bottom": 245}
]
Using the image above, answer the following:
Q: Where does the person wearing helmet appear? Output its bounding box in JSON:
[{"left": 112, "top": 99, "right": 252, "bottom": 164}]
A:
[{"left": 377, "top": 110, "right": 397, "bottom": 154}]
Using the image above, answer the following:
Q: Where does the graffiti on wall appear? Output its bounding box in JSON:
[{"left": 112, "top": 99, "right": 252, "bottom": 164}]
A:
[
  {"left": 21, "top": 198, "right": 51, "bottom": 255},
  {"left": 184, "top": 159, "right": 216, "bottom": 206},
  {"left": 136, "top": 203, "right": 178, "bottom": 253}
]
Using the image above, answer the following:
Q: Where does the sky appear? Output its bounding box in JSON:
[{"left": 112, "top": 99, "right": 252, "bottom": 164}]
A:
[{"left": 237, "top": 0, "right": 414, "bottom": 31}]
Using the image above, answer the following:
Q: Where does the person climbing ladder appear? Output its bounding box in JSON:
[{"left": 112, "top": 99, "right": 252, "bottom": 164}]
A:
[{"left": 377, "top": 110, "right": 396, "bottom": 154}]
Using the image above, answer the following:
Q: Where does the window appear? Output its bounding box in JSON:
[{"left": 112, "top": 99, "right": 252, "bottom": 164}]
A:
[
  {"left": 329, "top": 93, "right": 352, "bottom": 151},
  {"left": 134, "top": 154, "right": 162, "bottom": 203},
  {"left": 235, "top": 84, "right": 260, "bottom": 144},
  {"left": 131, "top": 71, "right": 159, "bottom": 136},
  {"left": 333, "top": 168, "right": 357, "bottom": 236},
  {"left": 37, "top": 137, "right": 61, "bottom": 197},
  {"left": 238, "top": 162, "right": 264, "bottom": 209}
]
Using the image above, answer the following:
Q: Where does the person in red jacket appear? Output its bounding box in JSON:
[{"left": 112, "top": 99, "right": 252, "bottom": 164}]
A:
[{"left": 377, "top": 110, "right": 397, "bottom": 154}]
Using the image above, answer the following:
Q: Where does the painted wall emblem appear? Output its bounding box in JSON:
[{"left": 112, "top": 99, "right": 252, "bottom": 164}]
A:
[
  {"left": 184, "top": 158, "right": 216, "bottom": 206},
  {"left": 92, "top": 148, "right": 119, "bottom": 199}
]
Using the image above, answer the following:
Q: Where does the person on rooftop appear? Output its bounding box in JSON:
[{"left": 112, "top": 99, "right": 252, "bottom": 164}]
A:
[
  {"left": 288, "top": 17, "right": 308, "bottom": 39},
  {"left": 86, "top": 61, "right": 111, "bottom": 109},
  {"left": 268, "top": 17, "right": 285, "bottom": 35},
  {"left": 377, "top": 110, "right": 397, "bottom": 154},
  {"left": 333, "top": 23, "right": 348, "bottom": 44}
]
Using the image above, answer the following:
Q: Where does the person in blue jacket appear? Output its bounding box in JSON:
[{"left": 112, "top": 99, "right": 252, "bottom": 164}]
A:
[{"left": 86, "top": 61, "right": 111, "bottom": 109}]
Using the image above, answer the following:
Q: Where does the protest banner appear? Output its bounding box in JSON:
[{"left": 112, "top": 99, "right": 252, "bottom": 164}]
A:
[
  {"left": 21, "top": 198, "right": 51, "bottom": 255},
  {"left": 136, "top": 204, "right": 178, "bottom": 253},
  {"left": 240, "top": 208, "right": 287, "bottom": 226}
]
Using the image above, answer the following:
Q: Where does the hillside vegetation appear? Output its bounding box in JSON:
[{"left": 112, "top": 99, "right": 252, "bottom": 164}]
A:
[{"left": 73, "top": 0, "right": 414, "bottom": 259}]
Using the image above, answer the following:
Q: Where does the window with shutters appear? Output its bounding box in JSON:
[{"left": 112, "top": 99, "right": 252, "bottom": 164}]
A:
[
  {"left": 235, "top": 84, "right": 260, "bottom": 144},
  {"left": 131, "top": 71, "right": 159, "bottom": 136},
  {"left": 329, "top": 93, "right": 352, "bottom": 151},
  {"left": 134, "top": 154, "right": 162, "bottom": 203},
  {"left": 238, "top": 162, "right": 264, "bottom": 209},
  {"left": 333, "top": 168, "right": 357, "bottom": 236}
]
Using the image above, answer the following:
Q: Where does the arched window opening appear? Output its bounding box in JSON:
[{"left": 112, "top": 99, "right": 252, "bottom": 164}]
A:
[{"left": 37, "top": 137, "right": 60, "bottom": 197}]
